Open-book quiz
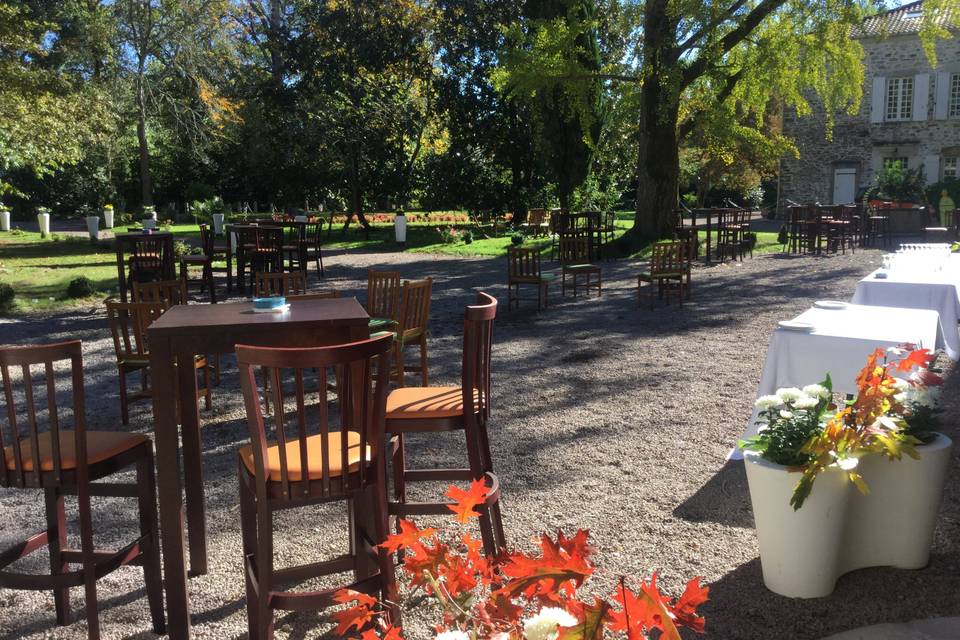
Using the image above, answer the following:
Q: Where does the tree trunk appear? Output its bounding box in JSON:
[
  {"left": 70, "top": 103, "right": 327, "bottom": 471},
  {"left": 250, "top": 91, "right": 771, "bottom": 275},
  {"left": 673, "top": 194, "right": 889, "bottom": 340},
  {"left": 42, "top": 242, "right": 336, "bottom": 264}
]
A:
[
  {"left": 630, "top": 0, "right": 679, "bottom": 240},
  {"left": 269, "top": 0, "right": 284, "bottom": 91},
  {"left": 345, "top": 144, "right": 370, "bottom": 233},
  {"left": 135, "top": 72, "right": 153, "bottom": 208}
]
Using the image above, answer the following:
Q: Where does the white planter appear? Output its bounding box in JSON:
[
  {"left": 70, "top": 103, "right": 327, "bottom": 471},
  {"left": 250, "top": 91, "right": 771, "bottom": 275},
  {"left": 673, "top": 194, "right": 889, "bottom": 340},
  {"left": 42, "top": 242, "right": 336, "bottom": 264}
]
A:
[
  {"left": 745, "top": 452, "right": 853, "bottom": 598},
  {"left": 103, "top": 208, "right": 114, "bottom": 228},
  {"left": 842, "top": 434, "right": 953, "bottom": 572},
  {"left": 212, "top": 213, "right": 225, "bottom": 235},
  {"left": 0, "top": 210, "right": 9, "bottom": 232},
  {"left": 37, "top": 213, "right": 50, "bottom": 236},
  {"left": 746, "top": 434, "right": 954, "bottom": 599},
  {"left": 142, "top": 218, "right": 157, "bottom": 231},
  {"left": 294, "top": 215, "right": 308, "bottom": 223},
  {"left": 85, "top": 215, "right": 100, "bottom": 240},
  {"left": 394, "top": 213, "right": 407, "bottom": 243}
]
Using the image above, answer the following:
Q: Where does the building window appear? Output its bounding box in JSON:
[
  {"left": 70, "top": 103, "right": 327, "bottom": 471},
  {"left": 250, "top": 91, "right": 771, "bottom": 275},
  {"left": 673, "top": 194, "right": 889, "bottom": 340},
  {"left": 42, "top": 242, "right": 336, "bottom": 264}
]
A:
[
  {"left": 945, "top": 157, "right": 958, "bottom": 179},
  {"left": 884, "top": 157, "right": 909, "bottom": 170},
  {"left": 886, "top": 77, "right": 913, "bottom": 121},
  {"left": 950, "top": 73, "right": 960, "bottom": 118}
]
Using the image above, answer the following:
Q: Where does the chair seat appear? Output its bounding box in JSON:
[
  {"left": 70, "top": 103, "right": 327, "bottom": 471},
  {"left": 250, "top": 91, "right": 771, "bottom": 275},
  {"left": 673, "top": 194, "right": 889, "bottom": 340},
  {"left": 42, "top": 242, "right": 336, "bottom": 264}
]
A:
[
  {"left": 120, "top": 355, "right": 207, "bottom": 367},
  {"left": 3, "top": 431, "right": 148, "bottom": 472},
  {"left": 639, "top": 271, "right": 684, "bottom": 279},
  {"left": 369, "top": 317, "right": 398, "bottom": 331},
  {"left": 238, "top": 431, "right": 368, "bottom": 482},
  {"left": 386, "top": 386, "right": 479, "bottom": 419}
]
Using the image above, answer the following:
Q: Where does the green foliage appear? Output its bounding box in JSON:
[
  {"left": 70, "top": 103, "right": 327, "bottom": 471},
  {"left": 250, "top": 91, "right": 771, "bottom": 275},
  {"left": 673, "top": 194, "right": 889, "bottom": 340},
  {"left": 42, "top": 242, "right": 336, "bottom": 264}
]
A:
[
  {"left": 926, "top": 178, "right": 960, "bottom": 210},
  {"left": 871, "top": 162, "right": 926, "bottom": 203},
  {"left": 66, "top": 276, "right": 95, "bottom": 299},
  {"left": 173, "top": 240, "right": 191, "bottom": 260},
  {"left": 0, "top": 282, "right": 13, "bottom": 312},
  {"left": 461, "top": 229, "right": 474, "bottom": 244},
  {"left": 511, "top": 233, "right": 524, "bottom": 245}
]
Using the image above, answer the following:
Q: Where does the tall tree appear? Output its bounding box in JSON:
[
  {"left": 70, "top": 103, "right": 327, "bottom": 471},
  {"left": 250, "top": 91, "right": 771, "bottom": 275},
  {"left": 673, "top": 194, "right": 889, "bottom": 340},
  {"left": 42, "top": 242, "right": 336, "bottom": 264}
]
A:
[{"left": 497, "top": 0, "right": 960, "bottom": 240}]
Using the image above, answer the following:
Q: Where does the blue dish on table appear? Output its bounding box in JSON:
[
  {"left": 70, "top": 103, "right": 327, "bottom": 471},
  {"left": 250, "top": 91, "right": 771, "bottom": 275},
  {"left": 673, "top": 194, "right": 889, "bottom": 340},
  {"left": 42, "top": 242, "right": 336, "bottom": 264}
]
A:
[{"left": 253, "top": 296, "right": 286, "bottom": 310}]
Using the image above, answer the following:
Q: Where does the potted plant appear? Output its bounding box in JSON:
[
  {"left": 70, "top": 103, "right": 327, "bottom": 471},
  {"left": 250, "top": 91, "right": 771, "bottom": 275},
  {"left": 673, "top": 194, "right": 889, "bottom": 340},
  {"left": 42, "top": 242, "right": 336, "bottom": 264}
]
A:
[
  {"left": 741, "top": 347, "right": 946, "bottom": 598},
  {"left": 0, "top": 204, "right": 9, "bottom": 232},
  {"left": 36, "top": 206, "right": 51, "bottom": 237},
  {"left": 103, "top": 204, "right": 114, "bottom": 228}
]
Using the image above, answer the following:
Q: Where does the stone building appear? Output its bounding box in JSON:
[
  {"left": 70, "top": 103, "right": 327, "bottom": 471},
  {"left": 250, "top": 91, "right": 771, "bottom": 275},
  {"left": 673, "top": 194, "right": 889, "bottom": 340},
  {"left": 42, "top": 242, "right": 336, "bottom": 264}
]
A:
[{"left": 778, "top": 1, "right": 960, "bottom": 211}]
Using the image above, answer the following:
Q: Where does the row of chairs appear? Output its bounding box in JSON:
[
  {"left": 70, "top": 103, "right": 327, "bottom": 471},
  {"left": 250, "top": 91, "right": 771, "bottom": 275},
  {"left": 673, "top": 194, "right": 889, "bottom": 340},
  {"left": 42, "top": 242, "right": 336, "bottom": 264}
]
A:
[{"left": 1, "top": 289, "right": 505, "bottom": 639}]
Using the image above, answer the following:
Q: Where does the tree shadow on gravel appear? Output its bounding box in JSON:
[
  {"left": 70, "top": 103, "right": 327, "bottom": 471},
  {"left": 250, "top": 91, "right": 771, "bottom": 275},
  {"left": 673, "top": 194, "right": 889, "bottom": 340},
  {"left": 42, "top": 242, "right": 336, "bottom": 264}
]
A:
[{"left": 672, "top": 460, "right": 754, "bottom": 528}]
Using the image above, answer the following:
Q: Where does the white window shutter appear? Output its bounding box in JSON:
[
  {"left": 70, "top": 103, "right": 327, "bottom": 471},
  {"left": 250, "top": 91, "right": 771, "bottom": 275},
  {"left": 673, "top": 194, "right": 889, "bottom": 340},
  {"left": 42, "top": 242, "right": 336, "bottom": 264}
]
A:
[
  {"left": 913, "top": 74, "right": 930, "bottom": 121},
  {"left": 935, "top": 71, "right": 950, "bottom": 120},
  {"left": 870, "top": 76, "right": 886, "bottom": 123},
  {"left": 923, "top": 155, "right": 940, "bottom": 184}
]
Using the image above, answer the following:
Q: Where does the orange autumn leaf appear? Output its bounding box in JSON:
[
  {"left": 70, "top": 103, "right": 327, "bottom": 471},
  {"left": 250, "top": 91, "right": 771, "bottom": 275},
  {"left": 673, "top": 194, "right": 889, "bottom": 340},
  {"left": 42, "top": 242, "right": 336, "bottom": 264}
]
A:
[
  {"left": 669, "top": 577, "right": 710, "bottom": 633},
  {"left": 446, "top": 479, "right": 489, "bottom": 523},
  {"left": 362, "top": 627, "right": 404, "bottom": 640},
  {"left": 401, "top": 538, "right": 450, "bottom": 591},
  {"left": 379, "top": 519, "right": 436, "bottom": 554},
  {"left": 895, "top": 347, "right": 933, "bottom": 372},
  {"left": 609, "top": 574, "right": 683, "bottom": 640},
  {"left": 558, "top": 597, "right": 611, "bottom": 640},
  {"left": 496, "top": 529, "right": 594, "bottom": 604},
  {"left": 331, "top": 589, "right": 378, "bottom": 635}
]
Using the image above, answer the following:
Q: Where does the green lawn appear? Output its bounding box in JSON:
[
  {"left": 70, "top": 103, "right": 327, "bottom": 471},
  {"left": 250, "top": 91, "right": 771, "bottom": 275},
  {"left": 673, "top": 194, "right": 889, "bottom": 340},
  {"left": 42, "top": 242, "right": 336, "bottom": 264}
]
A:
[{"left": 0, "top": 217, "right": 783, "bottom": 314}]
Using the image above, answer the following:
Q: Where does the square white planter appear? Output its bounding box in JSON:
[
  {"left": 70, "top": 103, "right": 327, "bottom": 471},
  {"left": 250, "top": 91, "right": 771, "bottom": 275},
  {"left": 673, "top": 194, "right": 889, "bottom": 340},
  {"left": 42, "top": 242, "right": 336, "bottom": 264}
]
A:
[
  {"left": 103, "top": 209, "right": 114, "bottom": 228},
  {"left": 212, "top": 213, "right": 225, "bottom": 235},
  {"left": 142, "top": 219, "right": 157, "bottom": 231},
  {"left": 745, "top": 434, "right": 953, "bottom": 598},
  {"left": 37, "top": 213, "right": 50, "bottom": 236},
  {"left": 86, "top": 216, "right": 100, "bottom": 240},
  {"left": 0, "top": 210, "right": 9, "bottom": 232}
]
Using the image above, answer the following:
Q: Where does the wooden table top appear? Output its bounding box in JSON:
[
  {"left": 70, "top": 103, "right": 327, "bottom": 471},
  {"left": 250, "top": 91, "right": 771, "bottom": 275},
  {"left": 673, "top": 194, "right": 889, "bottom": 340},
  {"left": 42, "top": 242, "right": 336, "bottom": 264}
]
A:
[
  {"left": 115, "top": 230, "right": 174, "bottom": 238},
  {"left": 148, "top": 297, "right": 369, "bottom": 338}
]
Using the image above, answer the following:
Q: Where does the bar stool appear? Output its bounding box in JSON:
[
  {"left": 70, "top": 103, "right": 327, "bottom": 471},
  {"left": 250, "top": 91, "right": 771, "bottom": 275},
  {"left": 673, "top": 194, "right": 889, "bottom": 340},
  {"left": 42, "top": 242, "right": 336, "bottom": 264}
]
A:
[{"left": 385, "top": 292, "right": 505, "bottom": 555}]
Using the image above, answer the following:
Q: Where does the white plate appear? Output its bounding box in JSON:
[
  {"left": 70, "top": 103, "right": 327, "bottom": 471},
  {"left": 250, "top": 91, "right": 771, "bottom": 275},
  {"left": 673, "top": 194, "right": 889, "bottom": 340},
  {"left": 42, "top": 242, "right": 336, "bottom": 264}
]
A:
[
  {"left": 814, "top": 300, "right": 848, "bottom": 310},
  {"left": 778, "top": 320, "right": 815, "bottom": 332},
  {"left": 253, "top": 304, "right": 290, "bottom": 314}
]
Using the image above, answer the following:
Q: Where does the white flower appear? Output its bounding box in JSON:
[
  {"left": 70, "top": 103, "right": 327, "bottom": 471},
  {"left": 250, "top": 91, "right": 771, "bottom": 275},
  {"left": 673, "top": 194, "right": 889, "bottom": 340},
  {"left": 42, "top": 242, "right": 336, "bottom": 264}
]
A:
[
  {"left": 776, "top": 387, "right": 804, "bottom": 403},
  {"left": 802, "top": 384, "right": 831, "bottom": 400},
  {"left": 891, "top": 377, "right": 910, "bottom": 392},
  {"left": 755, "top": 395, "right": 783, "bottom": 410},
  {"left": 779, "top": 409, "right": 794, "bottom": 419},
  {"left": 523, "top": 607, "right": 578, "bottom": 640},
  {"left": 833, "top": 455, "right": 859, "bottom": 471},
  {"left": 435, "top": 632, "right": 470, "bottom": 640},
  {"left": 792, "top": 395, "right": 819, "bottom": 410}
]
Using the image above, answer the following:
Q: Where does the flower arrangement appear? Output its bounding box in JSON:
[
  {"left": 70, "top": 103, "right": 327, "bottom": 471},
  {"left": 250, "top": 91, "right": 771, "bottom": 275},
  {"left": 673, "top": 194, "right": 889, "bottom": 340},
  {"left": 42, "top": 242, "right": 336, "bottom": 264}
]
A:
[
  {"left": 103, "top": 204, "right": 114, "bottom": 210},
  {"left": 336, "top": 481, "right": 708, "bottom": 639},
  {"left": 742, "top": 346, "right": 942, "bottom": 510},
  {"left": 36, "top": 206, "right": 51, "bottom": 215}
]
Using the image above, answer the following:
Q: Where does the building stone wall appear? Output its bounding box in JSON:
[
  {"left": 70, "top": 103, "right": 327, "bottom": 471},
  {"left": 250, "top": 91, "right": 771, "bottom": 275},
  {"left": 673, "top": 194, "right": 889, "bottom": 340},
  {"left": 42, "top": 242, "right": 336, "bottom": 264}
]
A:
[{"left": 779, "top": 35, "right": 960, "bottom": 213}]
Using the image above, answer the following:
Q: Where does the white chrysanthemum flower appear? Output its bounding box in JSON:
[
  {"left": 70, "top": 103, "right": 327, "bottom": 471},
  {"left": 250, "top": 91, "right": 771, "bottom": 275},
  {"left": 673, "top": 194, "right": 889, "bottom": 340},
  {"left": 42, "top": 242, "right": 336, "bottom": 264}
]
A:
[
  {"left": 894, "top": 392, "right": 908, "bottom": 404},
  {"left": 523, "top": 607, "right": 578, "bottom": 640},
  {"left": 891, "top": 377, "right": 910, "bottom": 392},
  {"left": 776, "top": 387, "right": 804, "bottom": 403},
  {"left": 436, "top": 631, "right": 470, "bottom": 640},
  {"left": 834, "top": 455, "right": 859, "bottom": 471},
  {"left": 755, "top": 395, "right": 783, "bottom": 410},
  {"left": 779, "top": 409, "right": 794, "bottom": 419},
  {"left": 802, "top": 384, "right": 831, "bottom": 399},
  {"left": 792, "top": 395, "right": 819, "bottom": 410}
]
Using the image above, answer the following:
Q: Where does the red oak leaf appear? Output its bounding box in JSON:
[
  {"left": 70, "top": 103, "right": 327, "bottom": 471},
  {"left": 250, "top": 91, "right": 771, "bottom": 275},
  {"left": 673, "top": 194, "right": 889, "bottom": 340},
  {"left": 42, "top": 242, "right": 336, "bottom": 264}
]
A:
[
  {"left": 609, "top": 575, "right": 682, "bottom": 640},
  {"left": 438, "top": 555, "right": 478, "bottom": 597},
  {"left": 331, "top": 589, "right": 378, "bottom": 635},
  {"left": 896, "top": 348, "right": 933, "bottom": 372},
  {"left": 484, "top": 590, "right": 524, "bottom": 626},
  {"left": 379, "top": 519, "right": 436, "bottom": 554},
  {"left": 669, "top": 577, "right": 709, "bottom": 633},
  {"left": 496, "top": 529, "right": 594, "bottom": 604},
  {"left": 401, "top": 539, "right": 450, "bottom": 591},
  {"left": 558, "top": 598, "right": 611, "bottom": 640},
  {"left": 446, "top": 479, "right": 489, "bottom": 523}
]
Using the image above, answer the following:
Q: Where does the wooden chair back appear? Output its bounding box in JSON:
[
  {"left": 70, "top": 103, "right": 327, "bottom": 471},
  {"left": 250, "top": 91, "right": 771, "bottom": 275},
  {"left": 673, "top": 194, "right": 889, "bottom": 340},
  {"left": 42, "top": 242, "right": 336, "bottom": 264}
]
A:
[
  {"left": 462, "top": 292, "right": 497, "bottom": 423},
  {"left": 105, "top": 300, "right": 165, "bottom": 361},
  {"left": 235, "top": 226, "right": 259, "bottom": 249},
  {"left": 198, "top": 223, "right": 215, "bottom": 257},
  {"left": 255, "top": 271, "right": 307, "bottom": 297},
  {"left": 367, "top": 271, "right": 402, "bottom": 320},
  {"left": 128, "top": 236, "right": 170, "bottom": 283},
  {"left": 256, "top": 226, "right": 283, "bottom": 253},
  {"left": 235, "top": 333, "right": 393, "bottom": 499},
  {"left": 397, "top": 278, "right": 433, "bottom": 342},
  {"left": 0, "top": 341, "right": 87, "bottom": 488},
  {"left": 558, "top": 234, "right": 591, "bottom": 266},
  {"left": 526, "top": 209, "right": 545, "bottom": 226},
  {"left": 287, "top": 290, "right": 340, "bottom": 301},
  {"left": 650, "top": 241, "right": 686, "bottom": 276},
  {"left": 507, "top": 247, "right": 543, "bottom": 283},
  {"left": 132, "top": 278, "right": 187, "bottom": 309},
  {"left": 305, "top": 222, "right": 323, "bottom": 250}
]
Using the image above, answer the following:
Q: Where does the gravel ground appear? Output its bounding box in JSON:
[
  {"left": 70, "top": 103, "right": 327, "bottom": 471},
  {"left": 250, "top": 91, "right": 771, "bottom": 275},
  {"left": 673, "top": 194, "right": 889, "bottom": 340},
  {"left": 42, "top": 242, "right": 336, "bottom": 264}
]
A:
[{"left": 1, "top": 245, "right": 958, "bottom": 640}]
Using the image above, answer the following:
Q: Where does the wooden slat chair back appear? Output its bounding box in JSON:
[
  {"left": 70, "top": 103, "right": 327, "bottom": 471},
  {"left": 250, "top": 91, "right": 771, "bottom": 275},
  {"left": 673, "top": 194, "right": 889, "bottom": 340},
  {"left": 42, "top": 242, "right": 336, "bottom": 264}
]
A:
[
  {"left": 0, "top": 340, "right": 165, "bottom": 639},
  {"left": 366, "top": 270, "right": 402, "bottom": 332},
  {"left": 391, "top": 278, "right": 433, "bottom": 386},
  {"left": 128, "top": 236, "right": 170, "bottom": 284},
  {"left": 132, "top": 278, "right": 187, "bottom": 309},
  {"left": 507, "top": 246, "right": 554, "bottom": 311},
  {"left": 385, "top": 292, "right": 506, "bottom": 555},
  {"left": 303, "top": 222, "right": 325, "bottom": 278},
  {"left": 559, "top": 234, "right": 602, "bottom": 298},
  {"left": 235, "top": 334, "right": 398, "bottom": 637},
  {"left": 558, "top": 234, "right": 591, "bottom": 266},
  {"left": 178, "top": 224, "right": 217, "bottom": 303},
  {"left": 255, "top": 270, "right": 307, "bottom": 297},
  {"left": 638, "top": 241, "right": 689, "bottom": 309}
]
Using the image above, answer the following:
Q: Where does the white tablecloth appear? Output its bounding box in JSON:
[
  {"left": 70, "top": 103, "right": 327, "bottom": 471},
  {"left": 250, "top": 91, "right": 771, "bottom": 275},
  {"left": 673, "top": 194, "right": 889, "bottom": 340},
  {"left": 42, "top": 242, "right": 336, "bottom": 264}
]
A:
[
  {"left": 851, "top": 268, "right": 960, "bottom": 359},
  {"left": 737, "top": 303, "right": 941, "bottom": 446}
]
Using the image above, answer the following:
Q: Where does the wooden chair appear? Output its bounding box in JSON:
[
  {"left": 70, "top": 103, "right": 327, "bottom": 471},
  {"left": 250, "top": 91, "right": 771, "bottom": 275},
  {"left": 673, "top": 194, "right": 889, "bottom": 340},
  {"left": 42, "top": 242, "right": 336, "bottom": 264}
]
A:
[
  {"left": 520, "top": 208, "right": 548, "bottom": 237},
  {"left": 179, "top": 223, "right": 217, "bottom": 303},
  {"left": 0, "top": 341, "right": 165, "bottom": 640},
  {"left": 105, "top": 300, "right": 211, "bottom": 425},
  {"left": 235, "top": 334, "right": 399, "bottom": 639},
  {"left": 132, "top": 278, "right": 187, "bottom": 308},
  {"left": 600, "top": 211, "right": 617, "bottom": 246},
  {"left": 638, "top": 241, "right": 689, "bottom": 309},
  {"left": 391, "top": 278, "right": 432, "bottom": 387},
  {"left": 366, "top": 270, "right": 402, "bottom": 332},
  {"left": 559, "top": 234, "right": 601, "bottom": 298},
  {"left": 303, "top": 222, "right": 326, "bottom": 279},
  {"left": 255, "top": 271, "right": 307, "bottom": 297},
  {"left": 385, "top": 292, "right": 505, "bottom": 555},
  {"left": 507, "top": 246, "right": 554, "bottom": 311},
  {"left": 128, "top": 235, "right": 172, "bottom": 285}
]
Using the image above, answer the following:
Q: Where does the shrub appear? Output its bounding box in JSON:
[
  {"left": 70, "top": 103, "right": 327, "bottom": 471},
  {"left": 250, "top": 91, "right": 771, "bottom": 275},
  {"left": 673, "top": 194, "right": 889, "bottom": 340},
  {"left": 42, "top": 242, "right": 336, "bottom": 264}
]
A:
[
  {"left": 66, "top": 276, "right": 96, "bottom": 299},
  {"left": 0, "top": 282, "right": 14, "bottom": 312},
  {"left": 462, "top": 229, "right": 474, "bottom": 244},
  {"left": 173, "top": 241, "right": 192, "bottom": 260},
  {"left": 511, "top": 233, "right": 524, "bottom": 245}
]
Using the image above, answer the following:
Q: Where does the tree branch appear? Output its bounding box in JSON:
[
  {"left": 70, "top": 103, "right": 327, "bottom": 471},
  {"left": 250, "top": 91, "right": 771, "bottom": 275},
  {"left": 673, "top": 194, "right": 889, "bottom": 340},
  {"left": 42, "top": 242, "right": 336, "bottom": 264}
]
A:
[
  {"left": 678, "top": 66, "right": 745, "bottom": 140},
  {"left": 677, "top": 0, "right": 749, "bottom": 55}
]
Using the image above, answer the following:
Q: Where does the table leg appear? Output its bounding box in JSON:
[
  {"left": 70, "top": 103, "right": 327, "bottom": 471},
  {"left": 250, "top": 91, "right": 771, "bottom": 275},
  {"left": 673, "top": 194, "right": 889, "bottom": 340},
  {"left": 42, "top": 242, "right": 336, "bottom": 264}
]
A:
[
  {"left": 150, "top": 338, "right": 191, "bottom": 639},
  {"left": 226, "top": 234, "right": 234, "bottom": 293},
  {"left": 116, "top": 245, "right": 128, "bottom": 303},
  {"left": 177, "top": 348, "right": 207, "bottom": 576},
  {"left": 705, "top": 212, "right": 713, "bottom": 265}
]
